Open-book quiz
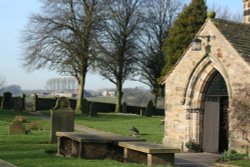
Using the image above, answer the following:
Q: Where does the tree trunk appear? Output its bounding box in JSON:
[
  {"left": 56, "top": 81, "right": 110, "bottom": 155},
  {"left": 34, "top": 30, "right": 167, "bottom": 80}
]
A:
[
  {"left": 115, "top": 80, "right": 123, "bottom": 113},
  {"left": 75, "top": 71, "right": 87, "bottom": 113}
]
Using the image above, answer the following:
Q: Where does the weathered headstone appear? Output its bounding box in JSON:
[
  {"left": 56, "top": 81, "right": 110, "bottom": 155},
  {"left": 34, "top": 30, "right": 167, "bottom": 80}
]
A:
[
  {"left": 89, "top": 102, "right": 98, "bottom": 117},
  {"left": 9, "top": 119, "right": 26, "bottom": 135},
  {"left": 122, "top": 102, "right": 127, "bottom": 113},
  {"left": 145, "top": 100, "right": 154, "bottom": 117},
  {"left": 50, "top": 97, "right": 74, "bottom": 144},
  {"left": 82, "top": 98, "right": 89, "bottom": 114},
  {"left": 13, "top": 95, "right": 25, "bottom": 112},
  {"left": 1, "top": 92, "right": 12, "bottom": 110},
  {"left": 14, "top": 115, "right": 27, "bottom": 123}
]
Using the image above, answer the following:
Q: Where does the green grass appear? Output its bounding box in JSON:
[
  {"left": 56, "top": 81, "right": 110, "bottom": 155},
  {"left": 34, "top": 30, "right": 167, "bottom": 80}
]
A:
[
  {"left": 40, "top": 110, "right": 165, "bottom": 143},
  {"left": 0, "top": 110, "right": 154, "bottom": 167},
  {"left": 229, "top": 159, "right": 250, "bottom": 167},
  {"left": 2, "top": 109, "right": 248, "bottom": 167},
  {"left": 75, "top": 113, "right": 164, "bottom": 143},
  {"left": 86, "top": 96, "right": 116, "bottom": 104}
]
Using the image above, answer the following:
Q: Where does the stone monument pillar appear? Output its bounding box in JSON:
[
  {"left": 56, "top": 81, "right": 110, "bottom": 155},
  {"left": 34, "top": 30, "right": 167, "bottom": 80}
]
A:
[{"left": 50, "top": 97, "right": 74, "bottom": 144}]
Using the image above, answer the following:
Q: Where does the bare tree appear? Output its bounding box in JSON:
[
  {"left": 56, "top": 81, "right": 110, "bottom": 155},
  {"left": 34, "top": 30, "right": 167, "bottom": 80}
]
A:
[
  {"left": 95, "top": 0, "right": 143, "bottom": 113},
  {"left": 0, "top": 72, "right": 5, "bottom": 90},
  {"left": 209, "top": 5, "right": 243, "bottom": 22},
  {"left": 137, "top": 0, "right": 181, "bottom": 107},
  {"left": 22, "top": 0, "right": 108, "bottom": 112},
  {"left": 46, "top": 77, "right": 77, "bottom": 92}
]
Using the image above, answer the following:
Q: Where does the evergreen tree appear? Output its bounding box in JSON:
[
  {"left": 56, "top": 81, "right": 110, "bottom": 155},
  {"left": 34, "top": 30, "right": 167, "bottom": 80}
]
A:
[{"left": 162, "top": 0, "right": 207, "bottom": 75}]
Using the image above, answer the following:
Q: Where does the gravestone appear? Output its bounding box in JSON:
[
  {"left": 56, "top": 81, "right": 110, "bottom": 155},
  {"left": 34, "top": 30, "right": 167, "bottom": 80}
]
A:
[
  {"left": 82, "top": 98, "right": 89, "bottom": 114},
  {"left": 50, "top": 97, "right": 74, "bottom": 144},
  {"left": 13, "top": 95, "right": 25, "bottom": 112},
  {"left": 122, "top": 102, "right": 127, "bottom": 113},
  {"left": 9, "top": 118, "right": 26, "bottom": 135},
  {"left": 1, "top": 92, "right": 12, "bottom": 110},
  {"left": 145, "top": 100, "right": 154, "bottom": 117},
  {"left": 89, "top": 102, "right": 98, "bottom": 117},
  {"left": 14, "top": 115, "right": 27, "bottom": 123}
]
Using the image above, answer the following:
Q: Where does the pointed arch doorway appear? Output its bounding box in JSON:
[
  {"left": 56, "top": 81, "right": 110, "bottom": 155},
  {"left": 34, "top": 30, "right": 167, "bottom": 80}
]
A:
[{"left": 202, "top": 70, "right": 229, "bottom": 153}]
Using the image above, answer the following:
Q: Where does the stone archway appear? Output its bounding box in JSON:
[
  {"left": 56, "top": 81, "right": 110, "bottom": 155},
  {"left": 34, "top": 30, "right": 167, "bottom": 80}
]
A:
[{"left": 183, "top": 57, "right": 231, "bottom": 153}]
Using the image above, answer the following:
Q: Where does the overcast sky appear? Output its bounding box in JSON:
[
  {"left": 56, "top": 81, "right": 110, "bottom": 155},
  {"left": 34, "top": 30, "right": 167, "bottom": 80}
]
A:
[{"left": 0, "top": 0, "right": 243, "bottom": 90}]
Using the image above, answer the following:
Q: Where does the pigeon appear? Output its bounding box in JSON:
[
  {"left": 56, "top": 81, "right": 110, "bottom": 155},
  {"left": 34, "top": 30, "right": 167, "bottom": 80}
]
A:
[{"left": 130, "top": 126, "right": 140, "bottom": 136}]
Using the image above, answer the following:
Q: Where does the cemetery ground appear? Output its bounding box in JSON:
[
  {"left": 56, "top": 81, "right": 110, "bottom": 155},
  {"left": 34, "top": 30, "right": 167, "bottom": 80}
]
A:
[
  {"left": 0, "top": 109, "right": 249, "bottom": 167},
  {"left": 0, "top": 109, "right": 165, "bottom": 167}
]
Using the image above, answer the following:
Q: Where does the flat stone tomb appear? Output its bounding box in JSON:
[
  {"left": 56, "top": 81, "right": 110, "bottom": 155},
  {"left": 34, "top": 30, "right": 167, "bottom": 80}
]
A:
[
  {"left": 118, "top": 141, "right": 180, "bottom": 166},
  {"left": 56, "top": 132, "right": 145, "bottom": 160}
]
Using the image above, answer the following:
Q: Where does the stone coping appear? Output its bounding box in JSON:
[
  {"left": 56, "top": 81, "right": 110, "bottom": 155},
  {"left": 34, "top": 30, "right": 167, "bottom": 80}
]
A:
[
  {"left": 56, "top": 131, "right": 145, "bottom": 144},
  {"left": 118, "top": 141, "right": 180, "bottom": 154}
]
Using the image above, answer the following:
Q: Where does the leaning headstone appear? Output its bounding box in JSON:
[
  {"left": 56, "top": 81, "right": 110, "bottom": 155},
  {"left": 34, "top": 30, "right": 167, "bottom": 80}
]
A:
[
  {"left": 145, "top": 100, "right": 154, "bottom": 117},
  {"left": 2, "top": 92, "right": 12, "bottom": 110},
  {"left": 89, "top": 102, "right": 98, "bottom": 117},
  {"left": 50, "top": 97, "right": 74, "bottom": 144},
  {"left": 9, "top": 119, "right": 26, "bottom": 135}
]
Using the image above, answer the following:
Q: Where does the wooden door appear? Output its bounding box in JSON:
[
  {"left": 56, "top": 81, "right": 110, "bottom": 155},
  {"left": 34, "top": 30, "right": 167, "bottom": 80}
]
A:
[{"left": 203, "top": 97, "right": 220, "bottom": 153}]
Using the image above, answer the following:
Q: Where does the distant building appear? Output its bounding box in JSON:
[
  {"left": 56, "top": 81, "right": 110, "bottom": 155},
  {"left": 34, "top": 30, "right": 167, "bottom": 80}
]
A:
[{"left": 102, "top": 90, "right": 116, "bottom": 97}]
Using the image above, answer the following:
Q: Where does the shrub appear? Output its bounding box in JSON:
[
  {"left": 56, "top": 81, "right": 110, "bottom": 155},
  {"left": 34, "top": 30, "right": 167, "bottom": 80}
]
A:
[
  {"left": 221, "top": 150, "right": 248, "bottom": 161},
  {"left": 185, "top": 139, "right": 202, "bottom": 152}
]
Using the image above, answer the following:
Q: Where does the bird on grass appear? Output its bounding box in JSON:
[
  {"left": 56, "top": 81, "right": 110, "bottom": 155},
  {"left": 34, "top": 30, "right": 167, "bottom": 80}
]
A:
[{"left": 130, "top": 126, "right": 140, "bottom": 136}]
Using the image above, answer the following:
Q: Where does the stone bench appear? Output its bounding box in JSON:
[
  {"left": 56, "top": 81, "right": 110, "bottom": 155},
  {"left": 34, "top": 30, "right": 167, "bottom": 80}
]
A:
[
  {"left": 56, "top": 131, "right": 145, "bottom": 160},
  {"left": 118, "top": 141, "right": 180, "bottom": 166}
]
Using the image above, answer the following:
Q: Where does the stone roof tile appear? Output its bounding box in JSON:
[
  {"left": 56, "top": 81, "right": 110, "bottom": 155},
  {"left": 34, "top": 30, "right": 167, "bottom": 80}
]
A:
[{"left": 212, "top": 19, "right": 250, "bottom": 61}]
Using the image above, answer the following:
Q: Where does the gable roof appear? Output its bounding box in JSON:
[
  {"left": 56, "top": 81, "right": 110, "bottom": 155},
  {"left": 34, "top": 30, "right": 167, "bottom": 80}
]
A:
[
  {"left": 212, "top": 19, "right": 250, "bottom": 62},
  {"left": 161, "top": 18, "right": 250, "bottom": 84}
]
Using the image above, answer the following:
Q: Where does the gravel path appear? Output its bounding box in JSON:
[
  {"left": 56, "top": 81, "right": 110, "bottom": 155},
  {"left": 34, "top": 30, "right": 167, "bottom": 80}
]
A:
[
  {"left": 0, "top": 160, "right": 17, "bottom": 167},
  {"left": 175, "top": 153, "right": 220, "bottom": 167}
]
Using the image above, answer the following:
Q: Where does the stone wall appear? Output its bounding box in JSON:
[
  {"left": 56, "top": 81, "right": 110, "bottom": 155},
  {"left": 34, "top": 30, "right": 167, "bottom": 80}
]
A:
[
  {"left": 23, "top": 95, "right": 165, "bottom": 116},
  {"left": 163, "top": 19, "right": 250, "bottom": 153},
  {"left": 0, "top": 93, "right": 25, "bottom": 111}
]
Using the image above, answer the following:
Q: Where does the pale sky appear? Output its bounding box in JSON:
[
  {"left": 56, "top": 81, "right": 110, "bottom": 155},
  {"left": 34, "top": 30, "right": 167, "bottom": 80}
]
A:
[{"left": 0, "top": 0, "right": 243, "bottom": 90}]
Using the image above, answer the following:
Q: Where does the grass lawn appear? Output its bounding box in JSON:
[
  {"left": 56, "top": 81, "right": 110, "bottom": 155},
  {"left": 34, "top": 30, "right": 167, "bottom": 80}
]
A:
[
  {"left": 40, "top": 110, "right": 165, "bottom": 144},
  {"left": 0, "top": 109, "right": 158, "bottom": 167},
  {"left": 1, "top": 109, "right": 249, "bottom": 167},
  {"left": 86, "top": 96, "right": 116, "bottom": 104},
  {"left": 75, "top": 113, "right": 164, "bottom": 144},
  {"left": 229, "top": 160, "right": 250, "bottom": 167}
]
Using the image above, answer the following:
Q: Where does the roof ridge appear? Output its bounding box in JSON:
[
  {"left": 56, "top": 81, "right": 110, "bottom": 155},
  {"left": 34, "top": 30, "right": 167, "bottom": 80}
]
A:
[{"left": 211, "top": 18, "right": 250, "bottom": 27}]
